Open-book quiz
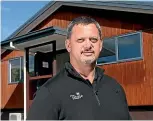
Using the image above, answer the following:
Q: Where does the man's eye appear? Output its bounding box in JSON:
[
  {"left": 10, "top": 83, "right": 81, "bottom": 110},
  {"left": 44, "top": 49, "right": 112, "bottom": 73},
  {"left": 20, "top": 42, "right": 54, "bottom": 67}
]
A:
[
  {"left": 77, "top": 39, "right": 84, "bottom": 43},
  {"left": 90, "top": 38, "right": 98, "bottom": 43}
]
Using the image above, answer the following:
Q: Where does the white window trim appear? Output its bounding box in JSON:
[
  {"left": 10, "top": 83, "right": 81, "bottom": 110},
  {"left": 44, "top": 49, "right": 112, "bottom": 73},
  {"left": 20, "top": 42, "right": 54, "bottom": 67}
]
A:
[{"left": 8, "top": 57, "right": 23, "bottom": 84}]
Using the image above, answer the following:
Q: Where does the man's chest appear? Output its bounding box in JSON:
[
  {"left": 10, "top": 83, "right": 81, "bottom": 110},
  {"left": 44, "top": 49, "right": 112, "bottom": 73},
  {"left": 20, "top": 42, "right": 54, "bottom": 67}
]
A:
[{"left": 58, "top": 86, "right": 128, "bottom": 120}]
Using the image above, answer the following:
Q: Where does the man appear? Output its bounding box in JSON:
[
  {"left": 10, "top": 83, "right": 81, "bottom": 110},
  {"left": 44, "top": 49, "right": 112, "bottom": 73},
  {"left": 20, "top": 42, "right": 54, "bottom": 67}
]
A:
[{"left": 27, "top": 16, "right": 131, "bottom": 120}]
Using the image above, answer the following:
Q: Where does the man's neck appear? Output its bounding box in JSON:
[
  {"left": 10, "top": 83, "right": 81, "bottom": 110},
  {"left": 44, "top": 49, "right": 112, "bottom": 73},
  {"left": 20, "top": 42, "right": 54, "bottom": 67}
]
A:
[{"left": 70, "top": 60, "right": 96, "bottom": 84}]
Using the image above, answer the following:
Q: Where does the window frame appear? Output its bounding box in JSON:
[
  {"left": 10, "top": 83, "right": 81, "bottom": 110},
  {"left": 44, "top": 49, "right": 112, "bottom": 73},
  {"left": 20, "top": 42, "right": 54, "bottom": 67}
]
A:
[
  {"left": 29, "top": 54, "right": 35, "bottom": 77},
  {"left": 97, "top": 31, "right": 143, "bottom": 65},
  {"left": 8, "top": 56, "right": 23, "bottom": 84}
]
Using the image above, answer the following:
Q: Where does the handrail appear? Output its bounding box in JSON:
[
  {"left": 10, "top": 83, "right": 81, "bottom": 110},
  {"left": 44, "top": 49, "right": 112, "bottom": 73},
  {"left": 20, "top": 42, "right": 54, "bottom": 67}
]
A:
[{"left": 29, "top": 74, "right": 52, "bottom": 81}]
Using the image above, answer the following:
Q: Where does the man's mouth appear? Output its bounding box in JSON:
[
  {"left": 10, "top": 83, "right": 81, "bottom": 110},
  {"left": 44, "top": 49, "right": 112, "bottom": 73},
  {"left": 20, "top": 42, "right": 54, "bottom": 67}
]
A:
[{"left": 82, "top": 51, "right": 94, "bottom": 56}]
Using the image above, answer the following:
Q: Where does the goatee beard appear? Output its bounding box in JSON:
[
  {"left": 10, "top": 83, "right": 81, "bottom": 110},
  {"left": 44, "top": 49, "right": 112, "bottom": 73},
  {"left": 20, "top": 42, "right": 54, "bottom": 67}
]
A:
[
  {"left": 84, "top": 60, "right": 94, "bottom": 64},
  {"left": 81, "top": 57, "right": 96, "bottom": 65}
]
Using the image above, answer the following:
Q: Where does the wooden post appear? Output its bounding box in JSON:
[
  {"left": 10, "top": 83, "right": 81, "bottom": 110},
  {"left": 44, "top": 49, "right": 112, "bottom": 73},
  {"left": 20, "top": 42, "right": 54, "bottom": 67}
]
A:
[{"left": 25, "top": 48, "right": 30, "bottom": 115}]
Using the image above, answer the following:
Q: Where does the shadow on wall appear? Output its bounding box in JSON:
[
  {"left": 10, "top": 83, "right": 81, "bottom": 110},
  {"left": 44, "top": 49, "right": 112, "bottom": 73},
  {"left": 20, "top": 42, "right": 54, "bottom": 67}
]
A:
[
  {"left": 4, "top": 84, "right": 24, "bottom": 109},
  {"left": 1, "top": 83, "right": 24, "bottom": 120}
]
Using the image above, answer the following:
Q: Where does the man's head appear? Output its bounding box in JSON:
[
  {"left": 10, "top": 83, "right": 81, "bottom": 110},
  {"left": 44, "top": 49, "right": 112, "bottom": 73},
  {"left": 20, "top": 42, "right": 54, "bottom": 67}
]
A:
[{"left": 65, "top": 16, "right": 103, "bottom": 65}]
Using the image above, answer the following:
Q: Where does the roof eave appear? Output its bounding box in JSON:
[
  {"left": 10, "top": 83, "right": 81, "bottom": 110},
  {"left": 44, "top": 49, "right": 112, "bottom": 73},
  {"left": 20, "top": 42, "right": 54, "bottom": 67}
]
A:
[{"left": 1, "top": 26, "right": 67, "bottom": 48}]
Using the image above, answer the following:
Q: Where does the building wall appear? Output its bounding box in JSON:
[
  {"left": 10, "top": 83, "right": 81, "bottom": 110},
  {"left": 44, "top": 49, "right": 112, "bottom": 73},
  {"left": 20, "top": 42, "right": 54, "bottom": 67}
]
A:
[
  {"left": 32, "top": 7, "right": 153, "bottom": 106},
  {"left": 1, "top": 50, "right": 24, "bottom": 109},
  {"left": 102, "top": 31, "right": 153, "bottom": 106}
]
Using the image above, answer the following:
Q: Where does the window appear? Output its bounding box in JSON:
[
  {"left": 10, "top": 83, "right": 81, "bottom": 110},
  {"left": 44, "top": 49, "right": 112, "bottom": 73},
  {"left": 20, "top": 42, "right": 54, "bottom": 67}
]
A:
[
  {"left": 118, "top": 33, "right": 141, "bottom": 60},
  {"left": 9, "top": 57, "right": 23, "bottom": 83},
  {"left": 97, "top": 38, "right": 116, "bottom": 64},
  {"left": 29, "top": 55, "right": 35, "bottom": 77},
  {"left": 97, "top": 32, "right": 142, "bottom": 65}
]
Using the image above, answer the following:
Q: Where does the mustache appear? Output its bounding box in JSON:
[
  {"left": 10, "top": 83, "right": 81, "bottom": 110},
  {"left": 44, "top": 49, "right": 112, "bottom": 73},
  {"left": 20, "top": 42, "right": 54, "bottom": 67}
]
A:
[{"left": 81, "top": 50, "right": 94, "bottom": 54}]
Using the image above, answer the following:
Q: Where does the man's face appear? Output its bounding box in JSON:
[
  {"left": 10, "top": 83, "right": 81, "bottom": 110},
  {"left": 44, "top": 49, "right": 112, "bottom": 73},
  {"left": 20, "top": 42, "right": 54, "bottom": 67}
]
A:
[{"left": 66, "top": 23, "right": 102, "bottom": 65}]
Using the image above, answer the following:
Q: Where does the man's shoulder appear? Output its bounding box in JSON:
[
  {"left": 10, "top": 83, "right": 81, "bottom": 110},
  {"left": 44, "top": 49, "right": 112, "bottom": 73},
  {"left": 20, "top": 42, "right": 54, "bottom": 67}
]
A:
[
  {"left": 102, "top": 74, "right": 124, "bottom": 92},
  {"left": 43, "top": 70, "right": 66, "bottom": 88},
  {"left": 34, "top": 68, "right": 67, "bottom": 99},
  {"left": 103, "top": 74, "right": 119, "bottom": 84},
  {"left": 96, "top": 66, "right": 123, "bottom": 91},
  {"left": 42, "top": 68, "right": 66, "bottom": 91}
]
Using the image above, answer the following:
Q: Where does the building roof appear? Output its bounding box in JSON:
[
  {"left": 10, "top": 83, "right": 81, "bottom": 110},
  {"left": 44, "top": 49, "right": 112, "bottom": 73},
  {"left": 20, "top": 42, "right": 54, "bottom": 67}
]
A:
[
  {"left": 1, "top": 49, "right": 6, "bottom": 54},
  {"left": 2, "top": 1, "right": 153, "bottom": 43},
  {"left": 1, "top": 26, "right": 66, "bottom": 47}
]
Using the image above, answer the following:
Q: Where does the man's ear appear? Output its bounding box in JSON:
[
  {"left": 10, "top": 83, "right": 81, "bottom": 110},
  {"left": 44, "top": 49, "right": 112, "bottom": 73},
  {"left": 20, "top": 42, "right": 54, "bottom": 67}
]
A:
[
  {"left": 100, "top": 40, "right": 103, "bottom": 52},
  {"left": 65, "top": 39, "right": 71, "bottom": 52}
]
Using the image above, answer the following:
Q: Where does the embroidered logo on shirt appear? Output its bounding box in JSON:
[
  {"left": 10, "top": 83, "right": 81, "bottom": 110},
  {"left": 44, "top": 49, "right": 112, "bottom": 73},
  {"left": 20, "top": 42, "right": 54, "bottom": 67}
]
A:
[{"left": 70, "top": 92, "right": 83, "bottom": 100}]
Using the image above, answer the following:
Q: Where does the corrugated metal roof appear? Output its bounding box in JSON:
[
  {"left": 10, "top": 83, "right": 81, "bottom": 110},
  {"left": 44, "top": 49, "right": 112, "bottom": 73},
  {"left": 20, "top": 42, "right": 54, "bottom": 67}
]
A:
[{"left": 93, "top": 1, "right": 153, "bottom": 10}]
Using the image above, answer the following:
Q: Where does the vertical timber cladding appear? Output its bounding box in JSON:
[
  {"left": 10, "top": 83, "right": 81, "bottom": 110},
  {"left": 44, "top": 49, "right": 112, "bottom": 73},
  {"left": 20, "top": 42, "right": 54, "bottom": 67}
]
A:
[
  {"left": 32, "top": 7, "right": 152, "bottom": 106},
  {"left": 1, "top": 50, "right": 24, "bottom": 109},
  {"left": 142, "top": 30, "right": 153, "bottom": 105}
]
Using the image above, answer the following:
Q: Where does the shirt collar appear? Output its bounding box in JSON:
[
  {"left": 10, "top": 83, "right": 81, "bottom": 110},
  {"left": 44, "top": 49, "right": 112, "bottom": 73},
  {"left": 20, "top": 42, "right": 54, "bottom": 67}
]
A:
[{"left": 64, "top": 62, "right": 105, "bottom": 82}]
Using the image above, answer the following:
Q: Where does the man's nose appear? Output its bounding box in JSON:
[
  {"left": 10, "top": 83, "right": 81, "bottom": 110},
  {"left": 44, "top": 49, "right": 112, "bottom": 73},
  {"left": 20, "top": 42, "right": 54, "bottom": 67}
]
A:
[{"left": 84, "top": 39, "right": 92, "bottom": 48}]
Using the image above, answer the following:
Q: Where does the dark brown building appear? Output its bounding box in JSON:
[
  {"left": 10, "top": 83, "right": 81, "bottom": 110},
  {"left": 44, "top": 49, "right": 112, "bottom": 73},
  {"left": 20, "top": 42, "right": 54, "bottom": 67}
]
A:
[{"left": 1, "top": 1, "right": 153, "bottom": 120}]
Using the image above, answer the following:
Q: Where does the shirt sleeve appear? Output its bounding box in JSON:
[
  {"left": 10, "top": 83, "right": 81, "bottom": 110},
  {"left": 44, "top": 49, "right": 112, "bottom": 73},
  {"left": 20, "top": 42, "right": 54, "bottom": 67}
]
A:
[{"left": 26, "top": 86, "right": 60, "bottom": 120}]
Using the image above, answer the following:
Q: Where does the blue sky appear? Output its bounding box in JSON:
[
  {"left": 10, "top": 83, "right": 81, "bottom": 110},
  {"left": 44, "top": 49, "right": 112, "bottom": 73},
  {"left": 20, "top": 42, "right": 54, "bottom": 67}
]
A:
[{"left": 1, "top": 1, "right": 49, "bottom": 41}]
